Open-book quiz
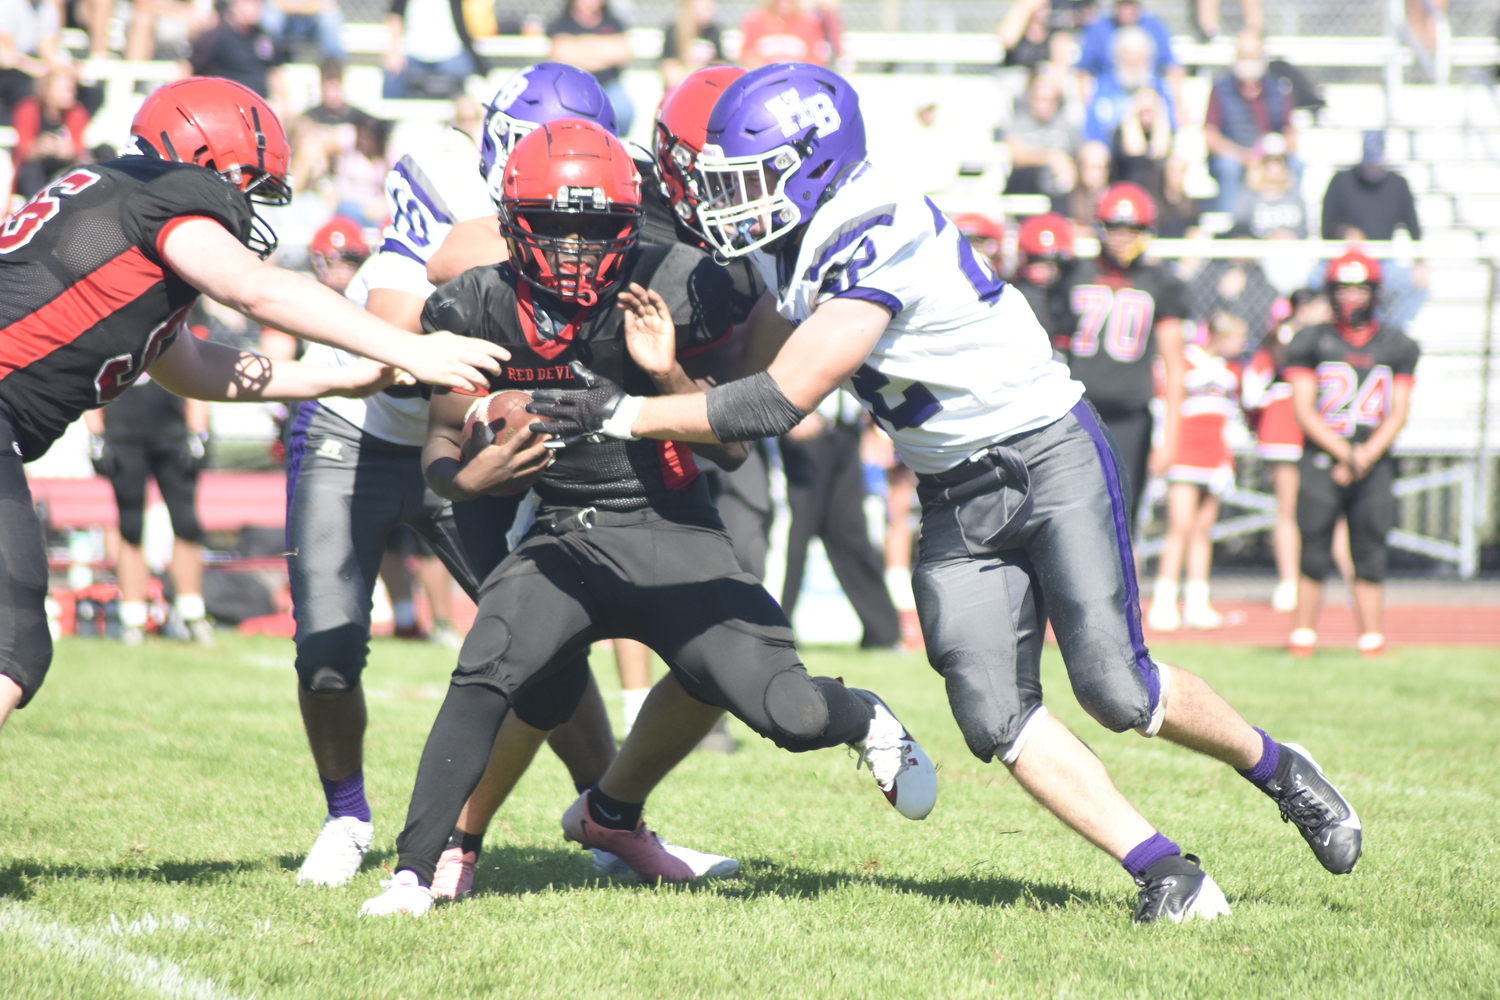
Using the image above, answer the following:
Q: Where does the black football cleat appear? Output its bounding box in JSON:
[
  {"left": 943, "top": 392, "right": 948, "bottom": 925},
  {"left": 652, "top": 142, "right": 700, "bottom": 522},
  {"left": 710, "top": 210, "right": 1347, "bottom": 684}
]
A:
[
  {"left": 1133, "top": 854, "right": 1231, "bottom": 925},
  {"left": 1254, "top": 742, "right": 1362, "bottom": 874}
]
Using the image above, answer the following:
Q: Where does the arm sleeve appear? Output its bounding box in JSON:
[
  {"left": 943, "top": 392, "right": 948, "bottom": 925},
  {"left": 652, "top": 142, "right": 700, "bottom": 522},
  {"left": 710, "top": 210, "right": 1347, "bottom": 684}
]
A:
[
  {"left": 652, "top": 244, "right": 737, "bottom": 353},
  {"left": 135, "top": 166, "right": 255, "bottom": 263}
]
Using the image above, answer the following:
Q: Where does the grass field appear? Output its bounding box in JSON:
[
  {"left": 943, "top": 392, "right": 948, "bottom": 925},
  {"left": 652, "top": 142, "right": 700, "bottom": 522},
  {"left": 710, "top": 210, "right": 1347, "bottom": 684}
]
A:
[{"left": 2, "top": 633, "right": 1498, "bottom": 999}]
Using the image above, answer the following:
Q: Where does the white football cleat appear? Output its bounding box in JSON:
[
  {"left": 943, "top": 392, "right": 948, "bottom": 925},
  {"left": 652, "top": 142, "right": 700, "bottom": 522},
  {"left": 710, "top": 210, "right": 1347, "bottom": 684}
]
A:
[
  {"left": 850, "top": 688, "right": 936, "bottom": 820},
  {"left": 296, "top": 814, "right": 373, "bottom": 886},
  {"left": 592, "top": 840, "right": 740, "bottom": 880},
  {"left": 358, "top": 870, "right": 432, "bottom": 918}
]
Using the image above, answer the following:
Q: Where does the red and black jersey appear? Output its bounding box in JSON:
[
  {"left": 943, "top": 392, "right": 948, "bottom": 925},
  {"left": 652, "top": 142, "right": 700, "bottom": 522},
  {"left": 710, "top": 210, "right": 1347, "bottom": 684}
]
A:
[
  {"left": 1283, "top": 321, "right": 1420, "bottom": 448},
  {"left": 1058, "top": 258, "right": 1190, "bottom": 416},
  {"left": 0, "top": 156, "right": 253, "bottom": 460},
  {"left": 424, "top": 241, "right": 735, "bottom": 513}
]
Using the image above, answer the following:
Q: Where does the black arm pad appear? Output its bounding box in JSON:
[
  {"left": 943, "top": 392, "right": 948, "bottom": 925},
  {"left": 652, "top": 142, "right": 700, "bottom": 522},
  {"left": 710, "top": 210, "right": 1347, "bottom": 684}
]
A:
[{"left": 705, "top": 371, "right": 807, "bottom": 443}]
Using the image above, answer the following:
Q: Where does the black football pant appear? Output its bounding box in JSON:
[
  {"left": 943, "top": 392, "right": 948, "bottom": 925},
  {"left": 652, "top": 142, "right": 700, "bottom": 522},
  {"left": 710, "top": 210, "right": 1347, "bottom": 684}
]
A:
[
  {"left": 1099, "top": 407, "right": 1152, "bottom": 529},
  {"left": 103, "top": 436, "right": 203, "bottom": 546},
  {"left": 1297, "top": 451, "right": 1396, "bottom": 583},
  {"left": 779, "top": 426, "right": 900, "bottom": 648},
  {"left": 0, "top": 405, "right": 52, "bottom": 709},
  {"left": 705, "top": 441, "right": 773, "bottom": 580},
  {"left": 394, "top": 498, "right": 874, "bottom": 884}
]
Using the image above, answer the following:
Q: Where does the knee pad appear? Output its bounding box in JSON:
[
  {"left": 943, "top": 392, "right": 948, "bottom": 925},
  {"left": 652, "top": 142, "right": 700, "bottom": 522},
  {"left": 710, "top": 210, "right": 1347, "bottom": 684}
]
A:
[
  {"left": 1065, "top": 628, "right": 1154, "bottom": 733},
  {"left": 117, "top": 507, "right": 145, "bottom": 547},
  {"left": 938, "top": 649, "right": 1038, "bottom": 763},
  {"left": 762, "top": 669, "right": 831, "bottom": 747},
  {"left": 294, "top": 622, "right": 369, "bottom": 693},
  {"left": 511, "top": 656, "right": 589, "bottom": 731},
  {"left": 1299, "top": 538, "right": 1335, "bottom": 582},
  {"left": 166, "top": 507, "right": 204, "bottom": 545}
]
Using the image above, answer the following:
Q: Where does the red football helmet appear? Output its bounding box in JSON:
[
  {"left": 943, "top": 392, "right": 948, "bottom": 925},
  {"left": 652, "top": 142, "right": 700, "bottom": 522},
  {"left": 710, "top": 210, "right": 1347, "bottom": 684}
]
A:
[
  {"left": 1017, "top": 213, "right": 1074, "bottom": 262},
  {"left": 130, "top": 77, "right": 293, "bottom": 258},
  {"left": 953, "top": 213, "right": 1004, "bottom": 244},
  {"left": 310, "top": 216, "right": 369, "bottom": 261},
  {"left": 1325, "top": 249, "right": 1382, "bottom": 327},
  {"left": 499, "top": 118, "right": 643, "bottom": 306},
  {"left": 1095, "top": 182, "right": 1157, "bottom": 230},
  {"left": 655, "top": 66, "right": 745, "bottom": 224}
]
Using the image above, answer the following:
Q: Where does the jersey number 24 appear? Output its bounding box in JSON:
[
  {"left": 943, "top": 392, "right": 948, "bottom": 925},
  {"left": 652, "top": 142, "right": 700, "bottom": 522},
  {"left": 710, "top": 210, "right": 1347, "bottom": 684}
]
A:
[
  {"left": 1316, "top": 362, "right": 1392, "bottom": 437},
  {"left": 1069, "top": 285, "right": 1156, "bottom": 362}
]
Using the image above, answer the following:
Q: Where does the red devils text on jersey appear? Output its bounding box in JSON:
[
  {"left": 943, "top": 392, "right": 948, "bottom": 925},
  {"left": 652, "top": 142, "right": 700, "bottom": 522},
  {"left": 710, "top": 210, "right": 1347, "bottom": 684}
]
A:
[
  {"left": 423, "top": 241, "right": 735, "bottom": 512},
  {"left": 1282, "top": 321, "right": 1420, "bottom": 450},
  {"left": 0, "top": 156, "right": 253, "bottom": 459},
  {"left": 1058, "top": 258, "right": 1190, "bottom": 416}
]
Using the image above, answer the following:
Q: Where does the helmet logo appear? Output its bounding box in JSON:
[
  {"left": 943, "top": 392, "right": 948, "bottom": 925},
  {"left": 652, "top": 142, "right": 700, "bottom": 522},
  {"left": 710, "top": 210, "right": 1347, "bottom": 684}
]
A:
[
  {"left": 1040, "top": 232, "right": 1054, "bottom": 247},
  {"left": 1115, "top": 200, "right": 1135, "bottom": 221},
  {"left": 557, "top": 185, "right": 608, "bottom": 208},
  {"left": 764, "top": 88, "right": 840, "bottom": 139},
  {"left": 1334, "top": 259, "right": 1369, "bottom": 284},
  {"left": 492, "top": 69, "right": 532, "bottom": 113}
]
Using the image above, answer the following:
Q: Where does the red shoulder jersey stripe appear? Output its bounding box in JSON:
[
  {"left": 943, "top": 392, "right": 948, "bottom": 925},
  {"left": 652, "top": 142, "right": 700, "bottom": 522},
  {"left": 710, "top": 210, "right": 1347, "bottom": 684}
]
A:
[{"left": 0, "top": 247, "right": 165, "bottom": 380}]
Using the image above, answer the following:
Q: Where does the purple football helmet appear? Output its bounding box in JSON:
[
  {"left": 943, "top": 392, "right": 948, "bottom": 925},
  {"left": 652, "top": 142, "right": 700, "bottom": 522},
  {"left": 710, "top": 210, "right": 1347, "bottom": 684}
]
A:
[
  {"left": 695, "top": 62, "right": 866, "bottom": 257},
  {"left": 479, "top": 62, "right": 618, "bottom": 211}
]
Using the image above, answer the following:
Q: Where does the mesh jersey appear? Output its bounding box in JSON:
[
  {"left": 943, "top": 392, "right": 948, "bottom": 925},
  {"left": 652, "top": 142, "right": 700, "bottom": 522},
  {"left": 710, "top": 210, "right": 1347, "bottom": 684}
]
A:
[
  {"left": 0, "top": 157, "right": 253, "bottom": 460},
  {"left": 1283, "top": 321, "right": 1420, "bottom": 448},
  {"left": 102, "top": 373, "right": 187, "bottom": 442},
  {"left": 1059, "top": 258, "right": 1190, "bottom": 417},
  {"left": 306, "top": 132, "right": 494, "bottom": 447},
  {"left": 750, "top": 165, "right": 1081, "bottom": 475},
  {"left": 424, "top": 243, "right": 734, "bottom": 511}
]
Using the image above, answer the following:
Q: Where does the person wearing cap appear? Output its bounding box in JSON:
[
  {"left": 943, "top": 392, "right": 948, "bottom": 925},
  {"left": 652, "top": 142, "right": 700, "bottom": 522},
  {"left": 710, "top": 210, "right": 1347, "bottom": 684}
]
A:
[{"left": 1205, "top": 30, "right": 1298, "bottom": 214}]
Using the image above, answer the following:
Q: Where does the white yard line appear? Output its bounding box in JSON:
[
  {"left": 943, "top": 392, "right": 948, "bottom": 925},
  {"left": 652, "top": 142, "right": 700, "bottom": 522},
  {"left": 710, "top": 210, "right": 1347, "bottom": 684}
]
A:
[{"left": 0, "top": 902, "right": 242, "bottom": 1000}]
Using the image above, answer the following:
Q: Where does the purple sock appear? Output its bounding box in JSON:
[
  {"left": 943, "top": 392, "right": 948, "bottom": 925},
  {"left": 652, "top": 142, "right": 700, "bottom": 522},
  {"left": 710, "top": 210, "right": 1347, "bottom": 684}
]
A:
[
  {"left": 321, "top": 771, "right": 371, "bottom": 822},
  {"left": 1121, "top": 832, "right": 1181, "bottom": 879},
  {"left": 1237, "top": 728, "right": 1281, "bottom": 785}
]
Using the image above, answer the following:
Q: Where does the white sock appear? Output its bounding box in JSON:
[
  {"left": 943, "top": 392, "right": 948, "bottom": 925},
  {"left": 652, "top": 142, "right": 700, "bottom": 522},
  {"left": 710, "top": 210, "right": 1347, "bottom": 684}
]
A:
[
  {"left": 175, "top": 593, "right": 206, "bottom": 621},
  {"left": 1152, "top": 578, "right": 1178, "bottom": 606},
  {"left": 392, "top": 600, "right": 417, "bottom": 630},
  {"left": 1183, "top": 580, "right": 1211, "bottom": 610},
  {"left": 119, "top": 600, "right": 148, "bottom": 629},
  {"left": 1290, "top": 628, "right": 1317, "bottom": 647},
  {"left": 1357, "top": 632, "right": 1384, "bottom": 652},
  {"left": 621, "top": 688, "right": 650, "bottom": 734}
]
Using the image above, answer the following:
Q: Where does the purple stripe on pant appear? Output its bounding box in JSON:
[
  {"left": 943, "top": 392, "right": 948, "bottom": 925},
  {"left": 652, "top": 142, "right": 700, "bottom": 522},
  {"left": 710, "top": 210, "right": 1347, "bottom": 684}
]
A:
[{"left": 1068, "top": 400, "right": 1159, "bottom": 713}]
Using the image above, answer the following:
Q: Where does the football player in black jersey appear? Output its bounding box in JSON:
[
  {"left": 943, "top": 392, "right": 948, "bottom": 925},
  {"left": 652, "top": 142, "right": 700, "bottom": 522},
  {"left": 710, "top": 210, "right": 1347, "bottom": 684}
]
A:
[
  {"left": 1284, "top": 251, "right": 1419, "bottom": 658},
  {"left": 0, "top": 78, "right": 511, "bottom": 731},
  {"left": 1058, "top": 183, "right": 1189, "bottom": 528},
  {"left": 1010, "top": 212, "right": 1076, "bottom": 357},
  {"left": 359, "top": 119, "right": 936, "bottom": 917}
]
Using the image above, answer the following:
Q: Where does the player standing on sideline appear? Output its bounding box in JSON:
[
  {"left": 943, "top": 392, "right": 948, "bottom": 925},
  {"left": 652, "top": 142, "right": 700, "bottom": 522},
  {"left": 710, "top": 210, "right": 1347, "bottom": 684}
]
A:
[
  {"left": 359, "top": 118, "right": 936, "bottom": 917},
  {"left": 539, "top": 62, "right": 1365, "bottom": 923},
  {"left": 1242, "top": 289, "right": 1327, "bottom": 612},
  {"left": 1147, "top": 311, "right": 1246, "bottom": 631},
  {"left": 1059, "top": 183, "right": 1188, "bottom": 528},
  {"left": 1284, "top": 251, "right": 1418, "bottom": 658},
  {"left": 0, "top": 77, "right": 508, "bottom": 731},
  {"left": 1010, "top": 213, "right": 1076, "bottom": 356},
  {"left": 290, "top": 68, "right": 737, "bottom": 894}
]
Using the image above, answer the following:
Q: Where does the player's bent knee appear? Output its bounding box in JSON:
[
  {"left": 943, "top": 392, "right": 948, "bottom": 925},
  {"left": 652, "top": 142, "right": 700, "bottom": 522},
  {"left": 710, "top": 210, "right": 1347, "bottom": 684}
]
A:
[
  {"left": 762, "top": 668, "right": 831, "bottom": 747},
  {"left": 936, "top": 649, "right": 1035, "bottom": 762},
  {"left": 294, "top": 622, "right": 370, "bottom": 694},
  {"left": 511, "top": 657, "right": 589, "bottom": 730}
]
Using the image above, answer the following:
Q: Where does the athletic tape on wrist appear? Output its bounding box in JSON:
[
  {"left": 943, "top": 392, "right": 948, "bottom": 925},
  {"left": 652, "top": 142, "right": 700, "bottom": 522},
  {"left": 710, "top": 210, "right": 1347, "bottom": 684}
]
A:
[
  {"left": 705, "top": 371, "right": 806, "bottom": 442},
  {"left": 599, "top": 394, "right": 643, "bottom": 440}
]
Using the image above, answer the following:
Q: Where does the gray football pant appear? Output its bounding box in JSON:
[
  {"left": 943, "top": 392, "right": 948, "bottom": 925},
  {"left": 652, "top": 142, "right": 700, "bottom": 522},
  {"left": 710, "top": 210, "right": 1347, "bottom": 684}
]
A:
[{"left": 914, "top": 400, "right": 1165, "bottom": 765}]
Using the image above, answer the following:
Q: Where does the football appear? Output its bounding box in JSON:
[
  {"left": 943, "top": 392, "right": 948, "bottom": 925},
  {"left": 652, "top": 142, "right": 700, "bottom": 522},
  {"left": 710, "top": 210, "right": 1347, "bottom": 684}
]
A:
[{"left": 462, "top": 390, "right": 538, "bottom": 459}]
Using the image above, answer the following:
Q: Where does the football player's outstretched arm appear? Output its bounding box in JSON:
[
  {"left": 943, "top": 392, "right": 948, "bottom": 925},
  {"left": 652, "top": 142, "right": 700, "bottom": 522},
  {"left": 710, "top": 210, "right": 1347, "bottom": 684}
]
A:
[
  {"left": 422, "top": 390, "right": 551, "bottom": 501},
  {"left": 1149, "top": 317, "right": 1186, "bottom": 478},
  {"left": 630, "top": 298, "right": 890, "bottom": 443},
  {"left": 427, "top": 216, "right": 508, "bottom": 287},
  {"left": 160, "top": 218, "right": 509, "bottom": 392},
  {"left": 148, "top": 331, "right": 396, "bottom": 402}
]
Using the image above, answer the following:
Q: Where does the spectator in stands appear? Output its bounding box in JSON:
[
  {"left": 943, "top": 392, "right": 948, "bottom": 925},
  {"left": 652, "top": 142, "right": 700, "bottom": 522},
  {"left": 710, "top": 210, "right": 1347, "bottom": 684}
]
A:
[
  {"left": 74, "top": 0, "right": 112, "bottom": 58},
  {"left": 997, "top": 0, "right": 1059, "bottom": 73},
  {"left": 1234, "top": 137, "right": 1306, "bottom": 239},
  {"left": 333, "top": 119, "right": 390, "bottom": 227},
  {"left": 452, "top": 91, "right": 481, "bottom": 140},
  {"left": 261, "top": 0, "right": 344, "bottom": 62},
  {"left": 304, "top": 59, "right": 375, "bottom": 130},
  {"left": 1109, "top": 84, "right": 1170, "bottom": 190},
  {"left": 190, "top": 0, "right": 286, "bottom": 99},
  {"left": 126, "top": 0, "right": 216, "bottom": 62},
  {"left": 1204, "top": 31, "right": 1297, "bottom": 213},
  {"left": 1189, "top": 254, "right": 1278, "bottom": 347},
  {"left": 1083, "top": 25, "right": 1173, "bottom": 144},
  {"left": 1004, "top": 71, "right": 1079, "bottom": 208},
  {"left": 813, "top": 0, "right": 847, "bottom": 73},
  {"left": 1077, "top": 0, "right": 1181, "bottom": 96},
  {"left": 1155, "top": 153, "right": 1201, "bottom": 238},
  {"left": 10, "top": 63, "right": 88, "bottom": 200},
  {"left": 1066, "top": 138, "right": 1111, "bottom": 226},
  {"left": 738, "top": 0, "right": 828, "bottom": 70},
  {"left": 1192, "top": 0, "right": 1261, "bottom": 42},
  {"left": 549, "top": 0, "right": 635, "bottom": 135},
  {"left": 660, "top": 0, "right": 724, "bottom": 92},
  {"left": 0, "top": 0, "right": 59, "bottom": 124},
  {"left": 383, "top": 0, "right": 481, "bottom": 100}
]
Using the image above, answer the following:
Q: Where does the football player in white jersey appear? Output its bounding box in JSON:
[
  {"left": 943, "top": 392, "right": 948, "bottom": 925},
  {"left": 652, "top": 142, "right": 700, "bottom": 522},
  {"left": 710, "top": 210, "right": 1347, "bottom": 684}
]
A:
[
  {"left": 291, "top": 64, "right": 736, "bottom": 898},
  {"left": 529, "top": 62, "right": 1365, "bottom": 924}
]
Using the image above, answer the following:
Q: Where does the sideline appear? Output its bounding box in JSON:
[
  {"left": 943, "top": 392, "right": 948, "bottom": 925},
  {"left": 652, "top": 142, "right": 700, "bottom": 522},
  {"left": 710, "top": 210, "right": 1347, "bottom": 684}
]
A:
[{"left": 0, "top": 902, "right": 242, "bottom": 1000}]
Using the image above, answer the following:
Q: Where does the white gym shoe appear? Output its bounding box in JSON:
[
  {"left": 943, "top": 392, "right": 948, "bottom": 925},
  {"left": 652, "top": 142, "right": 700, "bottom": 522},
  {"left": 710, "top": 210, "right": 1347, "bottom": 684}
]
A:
[
  {"left": 358, "top": 870, "right": 432, "bottom": 918},
  {"left": 296, "top": 814, "right": 373, "bottom": 886},
  {"left": 1271, "top": 578, "right": 1298, "bottom": 612},
  {"left": 1147, "top": 599, "right": 1181, "bottom": 631},
  {"left": 591, "top": 839, "right": 740, "bottom": 880},
  {"left": 850, "top": 688, "right": 936, "bottom": 820}
]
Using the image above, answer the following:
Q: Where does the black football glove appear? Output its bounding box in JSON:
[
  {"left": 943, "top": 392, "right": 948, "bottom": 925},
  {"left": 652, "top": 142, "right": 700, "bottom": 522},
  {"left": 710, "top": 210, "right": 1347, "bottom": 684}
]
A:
[{"left": 526, "top": 361, "right": 640, "bottom": 450}]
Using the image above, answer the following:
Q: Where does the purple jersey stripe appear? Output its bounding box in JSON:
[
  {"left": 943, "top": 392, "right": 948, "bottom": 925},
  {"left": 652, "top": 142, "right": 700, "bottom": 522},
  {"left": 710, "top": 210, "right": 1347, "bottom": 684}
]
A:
[
  {"left": 836, "top": 285, "right": 903, "bottom": 315},
  {"left": 391, "top": 158, "right": 456, "bottom": 226},
  {"left": 803, "top": 211, "right": 895, "bottom": 283},
  {"left": 924, "top": 196, "right": 947, "bottom": 234},
  {"left": 283, "top": 401, "right": 316, "bottom": 546},
  {"left": 378, "top": 238, "right": 429, "bottom": 267},
  {"left": 1068, "top": 399, "right": 1159, "bottom": 711}
]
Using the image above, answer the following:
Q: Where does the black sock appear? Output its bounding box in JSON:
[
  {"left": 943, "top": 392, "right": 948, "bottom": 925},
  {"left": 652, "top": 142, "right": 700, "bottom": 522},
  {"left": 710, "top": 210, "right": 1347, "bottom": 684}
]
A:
[
  {"left": 587, "top": 788, "right": 643, "bottom": 830},
  {"left": 446, "top": 827, "right": 485, "bottom": 857},
  {"left": 575, "top": 780, "right": 596, "bottom": 796}
]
